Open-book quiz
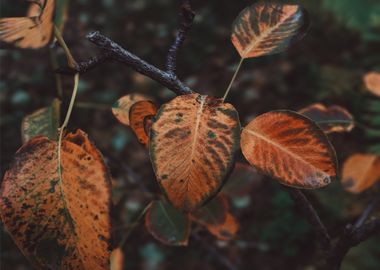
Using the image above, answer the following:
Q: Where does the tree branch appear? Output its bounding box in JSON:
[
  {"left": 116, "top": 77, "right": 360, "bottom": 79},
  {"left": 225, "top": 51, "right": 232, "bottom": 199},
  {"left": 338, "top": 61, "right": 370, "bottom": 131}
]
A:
[
  {"left": 166, "top": 0, "right": 195, "bottom": 74},
  {"left": 286, "top": 187, "right": 332, "bottom": 251}
]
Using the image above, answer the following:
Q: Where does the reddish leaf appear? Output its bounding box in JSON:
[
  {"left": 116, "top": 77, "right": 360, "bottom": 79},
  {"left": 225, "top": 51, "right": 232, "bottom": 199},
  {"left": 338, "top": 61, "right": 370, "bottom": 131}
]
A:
[
  {"left": 341, "top": 154, "right": 380, "bottom": 193},
  {"left": 112, "top": 93, "right": 151, "bottom": 126},
  {"left": 149, "top": 94, "right": 240, "bottom": 211},
  {"left": 298, "top": 103, "right": 354, "bottom": 133},
  {"left": 241, "top": 110, "right": 337, "bottom": 188},
  {"left": 129, "top": 100, "right": 158, "bottom": 147},
  {"left": 0, "top": 130, "right": 112, "bottom": 269}
]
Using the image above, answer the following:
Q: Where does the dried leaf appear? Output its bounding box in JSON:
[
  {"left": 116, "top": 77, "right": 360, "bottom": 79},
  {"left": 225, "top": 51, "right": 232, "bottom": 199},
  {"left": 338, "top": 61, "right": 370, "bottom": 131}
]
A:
[
  {"left": 149, "top": 94, "right": 241, "bottom": 211},
  {"left": 129, "top": 100, "right": 158, "bottom": 147},
  {"left": 0, "top": 0, "right": 55, "bottom": 48},
  {"left": 0, "top": 130, "right": 112, "bottom": 269},
  {"left": 110, "top": 248, "right": 124, "bottom": 270},
  {"left": 341, "top": 154, "right": 380, "bottom": 193},
  {"left": 364, "top": 72, "right": 380, "bottom": 97},
  {"left": 231, "top": 2, "right": 309, "bottom": 58},
  {"left": 241, "top": 110, "right": 337, "bottom": 188},
  {"left": 192, "top": 195, "right": 239, "bottom": 240},
  {"left": 145, "top": 200, "right": 190, "bottom": 246},
  {"left": 298, "top": 103, "right": 354, "bottom": 133},
  {"left": 21, "top": 99, "right": 61, "bottom": 143},
  {"left": 112, "top": 94, "right": 151, "bottom": 126}
]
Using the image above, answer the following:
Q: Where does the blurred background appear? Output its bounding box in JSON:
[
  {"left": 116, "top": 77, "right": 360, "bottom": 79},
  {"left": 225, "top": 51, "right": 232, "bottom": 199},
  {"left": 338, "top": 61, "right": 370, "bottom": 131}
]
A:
[{"left": 1, "top": 0, "right": 380, "bottom": 269}]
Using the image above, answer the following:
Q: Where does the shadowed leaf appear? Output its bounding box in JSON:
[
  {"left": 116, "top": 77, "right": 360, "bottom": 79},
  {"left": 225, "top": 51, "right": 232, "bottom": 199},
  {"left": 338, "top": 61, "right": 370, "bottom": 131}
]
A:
[
  {"left": 112, "top": 93, "right": 151, "bottom": 126},
  {"left": 341, "top": 154, "right": 380, "bottom": 193},
  {"left": 364, "top": 72, "right": 380, "bottom": 97},
  {"left": 21, "top": 99, "right": 61, "bottom": 143},
  {"left": 231, "top": 1, "right": 309, "bottom": 58},
  {"left": 192, "top": 195, "right": 239, "bottom": 240},
  {"left": 0, "top": 130, "right": 112, "bottom": 269},
  {"left": 129, "top": 100, "right": 158, "bottom": 147},
  {"left": 241, "top": 110, "right": 337, "bottom": 188},
  {"left": 145, "top": 200, "right": 190, "bottom": 246},
  {"left": 149, "top": 93, "right": 241, "bottom": 211},
  {"left": 299, "top": 103, "right": 354, "bottom": 133},
  {"left": 110, "top": 248, "right": 124, "bottom": 270},
  {"left": 0, "top": 0, "right": 55, "bottom": 48}
]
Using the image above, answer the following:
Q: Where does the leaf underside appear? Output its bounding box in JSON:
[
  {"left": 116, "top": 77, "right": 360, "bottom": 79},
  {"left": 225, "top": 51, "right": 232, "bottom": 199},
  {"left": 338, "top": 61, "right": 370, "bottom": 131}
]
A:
[
  {"left": 241, "top": 110, "right": 338, "bottom": 189},
  {"left": 112, "top": 93, "right": 150, "bottom": 126},
  {"left": 149, "top": 93, "right": 241, "bottom": 211}
]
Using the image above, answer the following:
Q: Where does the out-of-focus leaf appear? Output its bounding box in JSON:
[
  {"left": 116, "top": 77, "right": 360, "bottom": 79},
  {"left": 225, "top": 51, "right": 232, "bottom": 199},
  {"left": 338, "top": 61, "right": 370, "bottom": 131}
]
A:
[
  {"left": 298, "top": 103, "right": 354, "bottom": 133},
  {"left": 112, "top": 93, "right": 151, "bottom": 126},
  {"left": 231, "top": 2, "right": 309, "bottom": 58},
  {"left": 21, "top": 98, "right": 61, "bottom": 143},
  {"left": 241, "top": 110, "right": 337, "bottom": 188},
  {"left": 145, "top": 200, "right": 190, "bottom": 246},
  {"left": 129, "top": 100, "right": 158, "bottom": 147},
  {"left": 0, "top": 130, "right": 112, "bottom": 269},
  {"left": 110, "top": 248, "right": 124, "bottom": 270},
  {"left": 364, "top": 72, "right": 380, "bottom": 97},
  {"left": 149, "top": 93, "right": 240, "bottom": 211},
  {"left": 341, "top": 154, "right": 380, "bottom": 193},
  {"left": 192, "top": 195, "right": 239, "bottom": 241}
]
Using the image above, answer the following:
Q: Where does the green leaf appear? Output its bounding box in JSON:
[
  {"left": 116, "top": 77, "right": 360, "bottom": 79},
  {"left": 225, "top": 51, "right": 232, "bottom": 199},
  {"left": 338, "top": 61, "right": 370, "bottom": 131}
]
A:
[
  {"left": 145, "top": 200, "right": 190, "bottom": 246},
  {"left": 21, "top": 98, "right": 61, "bottom": 143}
]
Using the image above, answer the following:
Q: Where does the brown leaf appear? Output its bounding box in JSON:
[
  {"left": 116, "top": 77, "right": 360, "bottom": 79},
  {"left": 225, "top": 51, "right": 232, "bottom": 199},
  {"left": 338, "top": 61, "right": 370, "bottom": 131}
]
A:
[
  {"left": 241, "top": 110, "right": 337, "bottom": 188},
  {"left": 149, "top": 94, "right": 241, "bottom": 211},
  {"left": 129, "top": 100, "right": 158, "bottom": 147},
  {"left": 110, "top": 248, "right": 124, "bottom": 270},
  {"left": 364, "top": 72, "right": 380, "bottom": 97},
  {"left": 0, "top": 130, "right": 112, "bottom": 269},
  {"left": 341, "top": 154, "right": 380, "bottom": 193},
  {"left": 192, "top": 195, "right": 239, "bottom": 241},
  {"left": 0, "top": 0, "right": 55, "bottom": 49},
  {"left": 231, "top": 2, "right": 309, "bottom": 58},
  {"left": 112, "top": 93, "right": 151, "bottom": 126},
  {"left": 298, "top": 103, "right": 354, "bottom": 133}
]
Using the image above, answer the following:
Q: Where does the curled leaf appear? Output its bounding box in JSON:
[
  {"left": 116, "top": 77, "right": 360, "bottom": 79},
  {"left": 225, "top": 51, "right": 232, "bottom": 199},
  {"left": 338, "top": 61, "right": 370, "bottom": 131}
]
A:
[
  {"left": 364, "top": 72, "right": 380, "bottom": 97},
  {"left": 192, "top": 195, "right": 239, "bottom": 241},
  {"left": 129, "top": 100, "right": 158, "bottom": 146},
  {"left": 112, "top": 93, "right": 151, "bottom": 126},
  {"left": 341, "top": 154, "right": 380, "bottom": 193},
  {"left": 21, "top": 99, "right": 61, "bottom": 143},
  {"left": 241, "top": 110, "right": 337, "bottom": 188},
  {"left": 149, "top": 94, "right": 241, "bottom": 211},
  {"left": 231, "top": 2, "right": 309, "bottom": 58},
  {"left": 298, "top": 103, "right": 354, "bottom": 133},
  {"left": 0, "top": 130, "right": 112, "bottom": 269},
  {"left": 145, "top": 200, "right": 190, "bottom": 246}
]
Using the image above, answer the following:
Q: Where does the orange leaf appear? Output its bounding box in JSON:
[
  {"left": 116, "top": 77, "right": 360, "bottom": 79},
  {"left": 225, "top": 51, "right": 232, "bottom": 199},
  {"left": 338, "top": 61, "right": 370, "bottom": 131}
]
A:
[
  {"left": 298, "top": 103, "right": 354, "bottom": 133},
  {"left": 341, "top": 154, "right": 380, "bottom": 193},
  {"left": 149, "top": 94, "right": 241, "bottom": 211},
  {"left": 0, "top": 130, "right": 112, "bottom": 269},
  {"left": 0, "top": 0, "right": 55, "bottom": 49},
  {"left": 364, "top": 72, "right": 380, "bottom": 97},
  {"left": 231, "top": 2, "right": 309, "bottom": 58},
  {"left": 241, "top": 110, "right": 337, "bottom": 188},
  {"left": 129, "top": 100, "right": 158, "bottom": 146},
  {"left": 112, "top": 94, "right": 151, "bottom": 126},
  {"left": 110, "top": 248, "right": 124, "bottom": 270},
  {"left": 192, "top": 195, "right": 239, "bottom": 241}
]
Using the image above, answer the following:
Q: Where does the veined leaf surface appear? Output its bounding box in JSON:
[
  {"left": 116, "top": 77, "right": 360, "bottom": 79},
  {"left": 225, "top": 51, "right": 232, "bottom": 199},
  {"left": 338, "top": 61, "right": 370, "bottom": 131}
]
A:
[
  {"left": 192, "top": 195, "right": 239, "bottom": 240},
  {"left": 298, "top": 103, "right": 354, "bottom": 133},
  {"left": 112, "top": 93, "right": 150, "bottom": 126},
  {"left": 149, "top": 94, "right": 241, "bottom": 211},
  {"left": 21, "top": 99, "right": 61, "bottom": 143},
  {"left": 129, "top": 100, "right": 158, "bottom": 147},
  {"left": 145, "top": 200, "right": 190, "bottom": 246},
  {"left": 241, "top": 110, "right": 337, "bottom": 188},
  {"left": 341, "top": 154, "right": 380, "bottom": 193},
  {"left": 364, "top": 72, "right": 380, "bottom": 97},
  {"left": 231, "top": 2, "right": 309, "bottom": 58},
  {"left": 0, "top": 130, "right": 112, "bottom": 269}
]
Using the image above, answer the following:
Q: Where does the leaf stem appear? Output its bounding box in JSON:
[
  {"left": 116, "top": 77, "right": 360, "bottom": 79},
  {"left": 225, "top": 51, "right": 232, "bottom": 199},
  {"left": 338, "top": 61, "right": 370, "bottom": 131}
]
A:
[
  {"left": 54, "top": 25, "right": 77, "bottom": 68},
  {"left": 222, "top": 57, "right": 244, "bottom": 102}
]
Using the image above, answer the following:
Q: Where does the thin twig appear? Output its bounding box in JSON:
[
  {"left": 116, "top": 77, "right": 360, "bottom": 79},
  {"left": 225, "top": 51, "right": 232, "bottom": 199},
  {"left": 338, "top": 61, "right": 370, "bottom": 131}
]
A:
[
  {"left": 166, "top": 0, "right": 195, "bottom": 74},
  {"left": 354, "top": 197, "right": 380, "bottom": 229}
]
